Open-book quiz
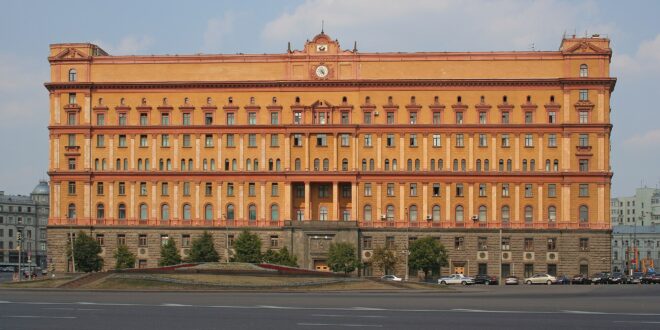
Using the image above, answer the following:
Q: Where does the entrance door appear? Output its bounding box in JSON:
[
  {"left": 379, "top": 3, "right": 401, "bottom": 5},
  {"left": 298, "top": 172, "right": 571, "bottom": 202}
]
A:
[{"left": 314, "top": 260, "right": 329, "bottom": 272}]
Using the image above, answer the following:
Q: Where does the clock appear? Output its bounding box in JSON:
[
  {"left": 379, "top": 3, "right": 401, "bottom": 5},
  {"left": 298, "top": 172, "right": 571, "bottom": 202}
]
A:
[
  {"left": 316, "top": 44, "right": 328, "bottom": 52},
  {"left": 315, "top": 65, "right": 329, "bottom": 78}
]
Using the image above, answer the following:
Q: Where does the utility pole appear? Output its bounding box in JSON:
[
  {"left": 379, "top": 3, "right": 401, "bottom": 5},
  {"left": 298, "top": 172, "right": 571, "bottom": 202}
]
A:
[
  {"left": 17, "top": 230, "right": 22, "bottom": 282},
  {"left": 69, "top": 226, "right": 76, "bottom": 273}
]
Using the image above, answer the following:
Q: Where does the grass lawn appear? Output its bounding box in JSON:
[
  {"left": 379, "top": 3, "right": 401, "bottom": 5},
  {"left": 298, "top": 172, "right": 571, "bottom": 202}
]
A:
[{"left": 0, "top": 277, "right": 74, "bottom": 289}]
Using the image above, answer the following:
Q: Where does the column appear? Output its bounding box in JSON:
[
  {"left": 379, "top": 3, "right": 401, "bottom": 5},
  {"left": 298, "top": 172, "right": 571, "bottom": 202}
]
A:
[
  {"left": 514, "top": 184, "right": 520, "bottom": 223},
  {"left": 468, "top": 183, "right": 474, "bottom": 219},
  {"left": 54, "top": 183, "right": 61, "bottom": 218},
  {"left": 537, "top": 185, "right": 543, "bottom": 224},
  {"left": 598, "top": 184, "right": 605, "bottom": 225},
  {"left": 195, "top": 182, "right": 200, "bottom": 219},
  {"left": 399, "top": 183, "right": 405, "bottom": 221},
  {"left": 195, "top": 134, "right": 201, "bottom": 170},
  {"left": 598, "top": 134, "right": 605, "bottom": 170},
  {"left": 399, "top": 136, "right": 405, "bottom": 170},
  {"left": 261, "top": 134, "right": 266, "bottom": 169},
  {"left": 491, "top": 185, "right": 497, "bottom": 223},
  {"left": 376, "top": 134, "right": 382, "bottom": 169},
  {"left": 468, "top": 134, "right": 474, "bottom": 170},
  {"left": 332, "top": 182, "right": 339, "bottom": 220},
  {"left": 538, "top": 135, "right": 544, "bottom": 168},
  {"left": 376, "top": 183, "right": 382, "bottom": 218},
  {"left": 152, "top": 134, "right": 158, "bottom": 170},
  {"left": 304, "top": 182, "right": 310, "bottom": 220},
  {"left": 422, "top": 134, "right": 428, "bottom": 170},
  {"left": 445, "top": 136, "right": 451, "bottom": 164},
  {"left": 130, "top": 135, "right": 135, "bottom": 170},
  {"left": 108, "top": 136, "right": 114, "bottom": 170},
  {"left": 83, "top": 183, "right": 90, "bottom": 219},
  {"left": 84, "top": 94, "right": 91, "bottom": 124},
  {"left": 173, "top": 183, "right": 179, "bottom": 219},
  {"left": 597, "top": 91, "right": 605, "bottom": 122},
  {"left": 239, "top": 134, "right": 244, "bottom": 170},
  {"left": 562, "top": 184, "right": 571, "bottom": 223},
  {"left": 561, "top": 133, "right": 571, "bottom": 171},
  {"left": 260, "top": 183, "right": 266, "bottom": 220},
  {"left": 514, "top": 134, "right": 520, "bottom": 171},
  {"left": 351, "top": 182, "right": 357, "bottom": 220},
  {"left": 284, "top": 135, "right": 290, "bottom": 170},
  {"left": 151, "top": 183, "right": 157, "bottom": 219},
  {"left": 491, "top": 136, "right": 496, "bottom": 171},
  {"left": 284, "top": 182, "right": 291, "bottom": 220},
  {"left": 305, "top": 134, "right": 310, "bottom": 170},
  {"left": 563, "top": 91, "right": 570, "bottom": 122},
  {"left": 422, "top": 183, "right": 428, "bottom": 219},
  {"left": 217, "top": 183, "right": 223, "bottom": 220},
  {"left": 239, "top": 183, "right": 244, "bottom": 220},
  {"left": 54, "top": 95, "right": 60, "bottom": 125},
  {"left": 130, "top": 182, "right": 135, "bottom": 219},
  {"left": 84, "top": 135, "right": 91, "bottom": 170},
  {"left": 108, "top": 183, "right": 114, "bottom": 219},
  {"left": 217, "top": 135, "right": 223, "bottom": 170},
  {"left": 353, "top": 135, "right": 359, "bottom": 170},
  {"left": 445, "top": 185, "right": 451, "bottom": 222},
  {"left": 333, "top": 134, "right": 338, "bottom": 171}
]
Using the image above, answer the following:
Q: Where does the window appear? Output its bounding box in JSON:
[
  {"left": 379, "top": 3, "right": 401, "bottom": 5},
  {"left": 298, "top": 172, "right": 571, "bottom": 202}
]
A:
[
  {"left": 319, "top": 185, "right": 330, "bottom": 198},
  {"left": 68, "top": 68, "right": 77, "bottom": 81},
  {"left": 524, "top": 206, "right": 533, "bottom": 224},
  {"left": 579, "top": 184, "right": 589, "bottom": 197},
  {"left": 68, "top": 158, "right": 76, "bottom": 170},
  {"left": 226, "top": 112, "right": 235, "bottom": 125},
  {"left": 409, "top": 134, "right": 418, "bottom": 147},
  {"left": 579, "top": 159, "right": 589, "bottom": 172},
  {"left": 293, "top": 111, "right": 302, "bottom": 124},
  {"left": 524, "top": 134, "right": 533, "bottom": 147},
  {"left": 139, "top": 203, "right": 148, "bottom": 220},
  {"left": 68, "top": 181, "right": 76, "bottom": 195},
  {"left": 455, "top": 112, "right": 464, "bottom": 124},
  {"left": 386, "top": 112, "right": 395, "bottom": 124},
  {"left": 547, "top": 238, "right": 557, "bottom": 251},
  {"left": 117, "top": 203, "right": 126, "bottom": 219},
  {"left": 525, "top": 184, "right": 533, "bottom": 197},
  {"left": 454, "top": 237, "right": 464, "bottom": 250},
  {"left": 205, "top": 134, "right": 213, "bottom": 147},
  {"left": 248, "top": 183, "right": 256, "bottom": 196},
  {"left": 579, "top": 205, "right": 589, "bottom": 223},
  {"left": 161, "top": 134, "right": 170, "bottom": 147},
  {"left": 319, "top": 206, "right": 328, "bottom": 221},
  {"left": 386, "top": 205, "right": 395, "bottom": 221},
  {"left": 182, "top": 204, "right": 191, "bottom": 220},
  {"left": 409, "top": 183, "right": 417, "bottom": 196},
  {"left": 579, "top": 134, "right": 589, "bottom": 147},
  {"left": 501, "top": 112, "right": 510, "bottom": 124},
  {"left": 160, "top": 113, "right": 170, "bottom": 125},
  {"left": 478, "top": 134, "right": 487, "bottom": 147},
  {"left": 501, "top": 206, "right": 510, "bottom": 223},
  {"left": 548, "top": 134, "right": 557, "bottom": 147},
  {"left": 386, "top": 236, "right": 395, "bottom": 249},
  {"left": 548, "top": 206, "right": 557, "bottom": 222},
  {"left": 579, "top": 238, "right": 589, "bottom": 251},
  {"left": 67, "top": 112, "right": 76, "bottom": 125},
  {"left": 204, "top": 204, "right": 213, "bottom": 220},
  {"left": 118, "top": 113, "right": 127, "bottom": 126},
  {"left": 408, "top": 205, "right": 418, "bottom": 222},
  {"left": 226, "top": 204, "right": 235, "bottom": 220},
  {"left": 118, "top": 182, "right": 126, "bottom": 195},
  {"left": 139, "top": 113, "right": 149, "bottom": 126},
  {"left": 67, "top": 203, "right": 76, "bottom": 219},
  {"left": 455, "top": 184, "right": 464, "bottom": 197},
  {"left": 501, "top": 134, "right": 510, "bottom": 147},
  {"left": 386, "top": 134, "right": 395, "bottom": 147},
  {"left": 293, "top": 134, "right": 303, "bottom": 147},
  {"left": 96, "top": 113, "right": 105, "bottom": 126},
  {"left": 548, "top": 184, "right": 556, "bottom": 197},
  {"left": 579, "top": 90, "right": 588, "bottom": 101},
  {"left": 580, "top": 64, "right": 588, "bottom": 77},
  {"left": 478, "top": 237, "right": 488, "bottom": 251},
  {"left": 479, "top": 112, "right": 487, "bottom": 124},
  {"left": 139, "top": 182, "right": 147, "bottom": 196},
  {"left": 525, "top": 112, "right": 533, "bottom": 124},
  {"left": 363, "top": 134, "right": 372, "bottom": 147},
  {"left": 548, "top": 111, "right": 556, "bottom": 124},
  {"left": 204, "top": 113, "right": 213, "bottom": 125},
  {"left": 431, "top": 134, "right": 442, "bottom": 147},
  {"left": 183, "top": 182, "right": 191, "bottom": 196},
  {"left": 455, "top": 134, "right": 464, "bottom": 147},
  {"left": 455, "top": 205, "right": 464, "bottom": 222},
  {"left": 68, "top": 93, "right": 76, "bottom": 104},
  {"left": 117, "top": 234, "right": 126, "bottom": 246},
  {"left": 271, "top": 183, "right": 279, "bottom": 197},
  {"left": 479, "top": 184, "right": 487, "bottom": 197},
  {"left": 432, "top": 183, "right": 441, "bottom": 197},
  {"left": 478, "top": 205, "right": 487, "bottom": 222},
  {"left": 524, "top": 238, "right": 534, "bottom": 251},
  {"left": 248, "top": 134, "right": 257, "bottom": 147},
  {"left": 340, "top": 134, "right": 350, "bottom": 147},
  {"left": 501, "top": 237, "right": 511, "bottom": 251},
  {"left": 248, "top": 112, "right": 257, "bottom": 125}
]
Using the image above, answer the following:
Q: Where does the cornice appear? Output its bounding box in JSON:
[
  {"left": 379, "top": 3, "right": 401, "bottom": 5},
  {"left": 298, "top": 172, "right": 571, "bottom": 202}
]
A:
[{"left": 43, "top": 78, "right": 617, "bottom": 93}]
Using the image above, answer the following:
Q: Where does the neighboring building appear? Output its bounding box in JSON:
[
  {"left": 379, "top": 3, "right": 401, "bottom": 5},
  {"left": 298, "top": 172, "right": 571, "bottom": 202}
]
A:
[
  {"left": 46, "top": 32, "right": 615, "bottom": 278},
  {"left": 611, "top": 187, "right": 660, "bottom": 273},
  {"left": 0, "top": 181, "right": 50, "bottom": 268}
]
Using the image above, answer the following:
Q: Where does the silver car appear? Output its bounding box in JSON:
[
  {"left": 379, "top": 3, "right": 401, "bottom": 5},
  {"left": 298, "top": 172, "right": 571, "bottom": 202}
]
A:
[
  {"left": 524, "top": 273, "right": 557, "bottom": 285},
  {"left": 438, "top": 274, "right": 475, "bottom": 285}
]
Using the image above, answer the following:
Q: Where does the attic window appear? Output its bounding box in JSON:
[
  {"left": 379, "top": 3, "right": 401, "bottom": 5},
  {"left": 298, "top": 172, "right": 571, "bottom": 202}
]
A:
[
  {"left": 120, "top": 98, "right": 125, "bottom": 105},
  {"left": 249, "top": 97, "right": 255, "bottom": 105},
  {"left": 503, "top": 96, "right": 508, "bottom": 103},
  {"left": 141, "top": 98, "right": 147, "bottom": 105},
  {"left": 162, "top": 97, "right": 168, "bottom": 105},
  {"left": 365, "top": 96, "right": 371, "bottom": 104},
  {"left": 457, "top": 96, "right": 462, "bottom": 103},
  {"left": 272, "top": 97, "right": 277, "bottom": 104},
  {"left": 295, "top": 96, "right": 300, "bottom": 104},
  {"left": 550, "top": 95, "right": 555, "bottom": 103},
  {"left": 580, "top": 64, "right": 588, "bottom": 77},
  {"left": 387, "top": 96, "right": 393, "bottom": 104},
  {"left": 480, "top": 96, "right": 485, "bottom": 103},
  {"left": 68, "top": 69, "right": 77, "bottom": 82},
  {"left": 410, "top": 96, "right": 416, "bottom": 104},
  {"left": 98, "top": 98, "right": 103, "bottom": 105},
  {"left": 526, "top": 95, "right": 532, "bottom": 103},
  {"left": 184, "top": 97, "right": 190, "bottom": 105},
  {"left": 228, "top": 97, "right": 233, "bottom": 104},
  {"left": 434, "top": 96, "right": 439, "bottom": 103},
  {"left": 207, "top": 97, "right": 212, "bottom": 105},
  {"left": 342, "top": 96, "right": 347, "bottom": 103}
]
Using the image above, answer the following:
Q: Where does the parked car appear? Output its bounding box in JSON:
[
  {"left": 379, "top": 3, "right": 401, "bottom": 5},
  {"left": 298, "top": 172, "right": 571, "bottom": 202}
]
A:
[
  {"left": 590, "top": 272, "right": 610, "bottom": 284},
  {"left": 0, "top": 266, "right": 12, "bottom": 272},
  {"left": 608, "top": 272, "right": 625, "bottom": 284},
  {"left": 629, "top": 272, "right": 644, "bottom": 284},
  {"left": 641, "top": 273, "right": 660, "bottom": 284},
  {"left": 380, "top": 275, "right": 403, "bottom": 282},
  {"left": 555, "top": 275, "right": 571, "bottom": 285},
  {"left": 524, "top": 273, "right": 557, "bottom": 285},
  {"left": 571, "top": 274, "right": 591, "bottom": 285},
  {"left": 474, "top": 274, "right": 498, "bottom": 285},
  {"left": 438, "top": 274, "right": 475, "bottom": 285},
  {"left": 505, "top": 276, "right": 519, "bottom": 285}
]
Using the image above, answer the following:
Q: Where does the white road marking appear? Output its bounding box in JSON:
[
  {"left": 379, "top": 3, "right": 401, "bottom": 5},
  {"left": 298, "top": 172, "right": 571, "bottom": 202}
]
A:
[
  {"left": 614, "top": 321, "right": 660, "bottom": 324},
  {"left": 42, "top": 307, "right": 103, "bottom": 311},
  {"left": 161, "top": 303, "right": 192, "bottom": 307},
  {"left": 3, "top": 315, "right": 77, "bottom": 319},
  {"left": 312, "top": 314, "right": 386, "bottom": 318},
  {"left": 297, "top": 323, "right": 382, "bottom": 327},
  {"left": 561, "top": 310, "right": 608, "bottom": 315}
]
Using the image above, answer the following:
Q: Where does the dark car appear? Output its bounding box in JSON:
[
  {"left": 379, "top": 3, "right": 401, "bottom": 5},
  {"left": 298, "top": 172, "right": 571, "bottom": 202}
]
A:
[
  {"left": 608, "top": 272, "right": 625, "bottom": 284},
  {"left": 555, "top": 275, "right": 571, "bottom": 285},
  {"left": 590, "top": 272, "right": 610, "bottom": 284},
  {"left": 473, "top": 274, "right": 498, "bottom": 285},
  {"left": 571, "top": 274, "right": 591, "bottom": 285},
  {"left": 641, "top": 273, "right": 659, "bottom": 284},
  {"left": 629, "top": 272, "right": 644, "bottom": 284}
]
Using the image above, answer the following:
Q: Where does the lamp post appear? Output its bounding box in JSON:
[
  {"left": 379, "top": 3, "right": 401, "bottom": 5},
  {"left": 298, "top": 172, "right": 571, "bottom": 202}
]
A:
[{"left": 223, "top": 215, "right": 230, "bottom": 264}]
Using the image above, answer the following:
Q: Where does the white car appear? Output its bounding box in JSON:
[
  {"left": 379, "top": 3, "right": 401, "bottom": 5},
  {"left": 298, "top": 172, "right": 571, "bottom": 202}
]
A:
[
  {"left": 438, "top": 274, "right": 475, "bottom": 285},
  {"left": 524, "top": 273, "right": 557, "bottom": 285},
  {"left": 380, "top": 275, "right": 403, "bottom": 282}
]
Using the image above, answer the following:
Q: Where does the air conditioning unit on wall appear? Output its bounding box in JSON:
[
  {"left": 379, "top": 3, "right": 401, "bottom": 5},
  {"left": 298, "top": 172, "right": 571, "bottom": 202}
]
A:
[
  {"left": 523, "top": 252, "right": 535, "bottom": 261},
  {"left": 362, "top": 250, "right": 373, "bottom": 261},
  {"left": 502, "top": 252, "right": 512, "bottom": 261},
  {"left": 547, "top": 252, "right": 559, "bottom": 261},
  {"left": 138, "top": 248, "right": 148, "bottom": 257},
  {"left": 477, "top": 251, "right": 489, "bottom": 260}
]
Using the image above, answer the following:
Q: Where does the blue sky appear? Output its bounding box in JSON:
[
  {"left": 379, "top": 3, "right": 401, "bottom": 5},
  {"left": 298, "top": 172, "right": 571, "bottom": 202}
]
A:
[{"left": 0, "top": 0, "right": 658, "bottom": 197}]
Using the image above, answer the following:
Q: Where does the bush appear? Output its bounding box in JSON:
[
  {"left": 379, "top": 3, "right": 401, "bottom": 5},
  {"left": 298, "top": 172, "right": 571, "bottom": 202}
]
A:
[
  {"left": 159, "top": 238, "right": 182, "bottom": 266},
  {"left": 189, "top": 231, "right": 219, "bottom": 262},
  {"left": 67, "top": 231, "right": 104, "bottom": 272},
  {"left": 233, "top": 230, "right": 262, "bottom": 263},
  {"left": 327, "top": 242, "right": 359, "bottom": 274},
  {"left": 114, "top": 244, "right": 136, "bottom": 270}
]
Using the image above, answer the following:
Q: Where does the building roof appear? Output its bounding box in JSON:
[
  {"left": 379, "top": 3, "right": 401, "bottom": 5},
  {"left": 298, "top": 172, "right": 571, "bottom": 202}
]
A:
[
  {"left": 31, "top": 180, "right": 49, "bottom": 195},
  {"left": 612, "top": 224, "right": 660, "bottom": 234}
]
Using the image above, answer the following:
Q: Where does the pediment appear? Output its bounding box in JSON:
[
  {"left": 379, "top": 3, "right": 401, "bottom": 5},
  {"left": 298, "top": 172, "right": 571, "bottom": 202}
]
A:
[
  {"left": 563, "top": 41, "right": 607, "bottom": 54},
  {"left": 52, "top": 47, "right": 89, "bottom": 60}
]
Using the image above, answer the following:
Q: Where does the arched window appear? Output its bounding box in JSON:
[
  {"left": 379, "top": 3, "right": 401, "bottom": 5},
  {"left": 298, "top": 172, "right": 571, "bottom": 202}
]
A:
[
  {"left": 364, "top": 205, "right": 372, "bottom": 221},
  {"left": 407, "top": 159, "right": 413, "bottom": 171},
  {"left": 323, "top": 158, "right": 329, "bottom": 171},
  {"left": 295, "top": 158, "right": 301, "bottom": 171},
  {"left": 67, "top": 203, "right": 76, "bottom": 219},
  {"left": 479, "top": 205, "right": 487, "bottom": 222},
  {"left": 269, "top": 159, "right": 274, "bottom": 171},
  {"left": 415, "top": 159, "right": 420, "bottom": 171},
  {"left": 159, "top": 159, "right": 164, "bottom": 171},
  {"left": 183, "top": 203, "right": 191, "bottom": 220},
  {"left": 161, "top": 204, "right": 170, "bottom": 220},
  {"left": 484, "top": 159, "right": 490, "bottom": 171},
  {"left": 118, "top": 203, "right": 126, "bottom": 219},
  {"left": 205, "top": 204, "right": 213, "bottom": 220},
  {"left": 103, "top": 158, "right": 108, "bottom": 170},
  {"left": 231, "top": 159, "right": 237, "bottom": 171},
  {"left": 124, "top": 158, "right": 128, "bottom": 170},
  {"left": 453, "top": 159, "right": 459, "bottom": 171},
  {"left": 553, "top": 159, "right": 559, "bottom": 171},
  {"left": 203, "top": 159, "right": 209, "bottom": 171},
  {"left": 392, "top": 159, "right": 397, "bottom": 170},
  {"left": 271, "top": 204, "right": 279, "bottom": 221},
  {"left": 137, "top": 159, "right": 142, "bottom": 171},
  {"left": 188, "top": 159, "right": 193, "bottom": 170},
  {"left": 548, "top": 206, "right": 557, "bottom": 222},
  {"left": 96, "top": 203, "right": 105, "bottom": 219},
  {"left": 545, "top": 159, "right": 551, "bottom": 171},
  {"left": 342, "top": 158, "right": 349, "bottom": 171},
  {"left": 167, "top": 159, "right": 172, "bottom": 171},
  {"left": 432, "top": 205, "right": 441, "bottom": 222},
  {"left": 409, "top": 205, "right": 418, "bottom": 222},
  {"left": 319, "top": 206, "right": 328, "bottom": 221},
  {"left": 476, "top": 159, "right": 482, "bottom": 171},
  {"left": 362, "top": 159, "right": 367, "bottom": 171},
  {"left": 68, "top": 68, "right": 77, "bottom": 82},
  {"left": 139, "top": 203, "right": 148, "bottom": 220},
  {"left": 430, "top": 159, "right": 436, "bottom": 171},
  {"left": 369, "top": 159, "right": 375, "bottom": 171},
  {"left": 499, "top": 159, "right": 504, "bottom": 171},
  {"left": 455, "top": 205, "right": 464, "bottom": 222},
  {"left": 522, "top": 159, "right": 528, "bottom": 171},
  {"left": 254, "top": 158, "right": 259, "bottom": 171},
  {"left": 580, "top": 64, "right": 588, "bottom": 77},
  {"left": 226, "top": 204, "right": 235, "bottom": 220},
  {"left": 524, "top": 205, "right": 533, "bottom": 224},
  {"left": 386, "top": 205, "right": 395, "bottom": 221},
  {"left": 246, "top": 159, "right": 252, "bottom": 171},
  {"left": 95, "top": 158, "right": 100, "bottom": 170},
  {"left": 461, "top": 159, "right": 466, "bottom": 171},
  {"left": 276, "top": 159, "right": 281, "bottom": 171},
  {"left": 181, "top": 159, "right": 186, "bottom": 170},
  {"left": 314, "top": 158, "right": 320, "bottom": 171},
  {"left": 211, "top": 159, "right": 216, "bottom": 170},
  {"left": 579, "top": 205, "right": 589, "bottom": 223},
  {"left": 501, "top": 205, "right": 510, "bottom": 223},
  {"left": 438, "top": 159, "right": 443, "bottom": 170},
  {"left": 506, "top": 159, "right": 512, "bottom": 171},
  {"left": 116, "top": 158, "right": 121, "bottom": 170},
  {"left": 530, "top": 159, "right": 535, "bottom": 171},
  {"left": 248, "top": 204, "right": 257, "bottom": 221},
  {"left": 385, "top": 159, "right": 390, "bottom": 171}
]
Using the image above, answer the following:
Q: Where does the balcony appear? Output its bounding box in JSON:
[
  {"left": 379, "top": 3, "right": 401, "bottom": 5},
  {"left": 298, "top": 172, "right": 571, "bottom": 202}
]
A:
[
  {"left": 576, "top": 145, "right": 593, "bottom": 156},
  {"left": 64, "top": 145, "right": 81, "bottom": 156}
]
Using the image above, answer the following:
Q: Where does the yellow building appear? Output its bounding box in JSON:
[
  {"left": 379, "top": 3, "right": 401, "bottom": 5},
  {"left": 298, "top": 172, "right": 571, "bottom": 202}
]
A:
[{"left": 47, "top": 32, "right": 614, "bottom": 277}]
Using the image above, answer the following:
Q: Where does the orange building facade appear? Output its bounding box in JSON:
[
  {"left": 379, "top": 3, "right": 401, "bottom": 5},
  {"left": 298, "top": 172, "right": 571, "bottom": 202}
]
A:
[{"left": 47, "top": 33, "right": 614, "bottom": 278}]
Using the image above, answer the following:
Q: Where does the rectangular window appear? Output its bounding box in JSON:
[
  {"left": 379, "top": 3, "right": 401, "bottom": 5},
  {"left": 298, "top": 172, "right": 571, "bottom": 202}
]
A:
[
  {"left": 548, "top": 134, "right": 557, "bottom": 147},
  {"left": 182, "top": 134, "right": 191, "bottom": 147},
  {"left": 182, "top": 234, "right": 191, "bottom": 247},
  {"left": 454, "top": 237, "right": 464, "bottom": 250},
  {"left": 386, "top": 134, "right": 395, "bottom": 147},
  {"left": 68, "top": 181, "right": 76, "bottom": 195},
  {"left": 456, "top": 134, "right": 464, "bottom": 147},
  {"left": 341, "top": 112, "right": 350, "bottom": 124},
  {"left": 364, "top": 134, "right": 372, "bottom": 147},
  {"left": 117, "top": 234, "right": 126, "bottom": 246},
  {"left": 318, "top": 185, "right": 330, "bottom": 198},
  {"left": 501, "top": 134, "right": 510, "bottom": 147},
  {"left": 386, "top": 236, "right": 396, "bottom": 249},
  {"left": 183, "top": 182, "right": 190, "bottom": 196},
  {"left": 270, "top": 134, "right": 279, "bottom": 147},
  {"left": 524, "top": 134, "right": 533, "bottom": 147},
  {"left": 270, "top": 235, "right": 279, "bottom": 248},
  {"left": 95, "top": 134, "right": 105, "bottom": 148},
  {"left": 248, "top": 112, "right": 257, "bottom": 125},
  {"left": 226, "top": 113, "right": 235, "bottom": 125},
  {"left": 455, "top": 183, "right": 464, "bottom": 197},
  {"left": 525, "top": 112, "right": 533, "bottom": 124},
  {"left": 501, "top": 112, "right": 510, "bottom": 124},
  {"left": 139, "top": 234, "right": 147, "bottom": 247},
  {"left": 479, "top": 183, "right": 487, "bottom": 197},
  {"left": 479, "top": 112, "right": 487, "bottom": 124},
  {"left": 409, "top": 134, "right": 418, "bottom": 147},
  {"left": 118, "top": 182, "right": 126, "bottom": 195},
  {"left": 205, "top": 134, "right": 213, "bottom": 147},
  {"left": 501, "top": 237, "right": 511, "bottom": 251},
  {"left": 316, "top": 134, "right": 327, "bottom": 147},
  {"left": 205, "top": 113, "right": 213, "bottom": 125},
  {"left": 139, "top": 182, "right": 147, "bottom": 196},
  {"left": 363, "top": 112, "right": 372, "bottom": 124},
  {"left": 362, "top": 236, "right": 373, "bottom": 249},
  {"left": 579, "top": 89, "right": 588, "bottom": 101},
  {"left": 160, "top": 113, "right": 170, "bottom": 125},
  {"left": 409, "top": 183, "right": 417, "bottom": 196},
  {"left": 226, "top": 134, "right": 235, "bottom": 147},
  {"left": 342, "top": 184, "right": 351, "bottom": 198},
  {"left": 579, "top": 238, "right": 589, "bottom": 251},
  {"left": 96, "top": 113, "right": 105, "bottom": 126},
  {"left": 68, "top": 93, "right": 76, "bottom": 104},
  {"left": 547, "top": 238, "right": 557, "bottom": 251},
  {"left": 271, "top": 183, "right": 279, "bottom": 197},
  {"left": 97, "top": 182, "right": 104, "bottom": 195},
  {"left": 205, "top": 182, "right": 213, "bottom": 196},
  {"left": 548, "top": 184, "right": 556, "bottom": 197},
  {"left": 579, "top": 159, "right": 589, "bottom": 172},
  {"left": 293, "top": 134, "right": 303, "bottom": 147},
  {"left": 341, "top": 134, "right": 350, "bottom": 147},
  {"left": 294, "top": 184, "right": 304, "bottom": 198},
  {"left": 161, "top": 134, "right": 170, "bottom": 147},
  {"left": 227, "top": 183, "right": 234, "bottom": 196},
  {"left": 548, "top": 111, "right": 556, "bottom": 124},
  {"left": 67, "top": 112, "right": 76, "bottom": 125},
  {"left": 579, "top": 111, "right": 589, "bottom": 123},
  {"left": 386, "top": 183, "right": 395, "bottom": 196},
  {"left": 162, "top": 183, "right": 169, "bottom": 196},
  {"left": 270, "top": 112, "right": 279, "bottom": 125},
  {"left": 525, "top": 184, "right": 533, "bottom": 197},
  {"left": 118, "top": 113, "right": 127, "bottom": 126},
  {"left": 579, "top": 134, "right": 589, "bottom": 147},
  {"left": 455, "top": 112, "right": 464, "bottom": 124},
  {"left": 248, "top": 134, "right": 257, "bottom": 147},
  {"left": 432, "top": 134, "right": 441, "bottom": 147},
  {"left": 478, "top": 134, "right": 487, "bottom": 147},
  {"left": 364, "top": 183, "right": 372, "bottom": 197},
  {"left": 386, "top": 112, "right": 395, "bottom": 124},
  {"left": 432, "top": 112, "right": 441, "bottom": 125},
  {"left": 478, "top": 237, "right": 488, "bottom": 251},
  {"left": 68, "top": 158, "right": 76, "bottom": 170},
  {"left": 139, "top": 135, "right": 148, "bottom": 147},
  {"left": 579, "top": 184, "right": 589, "bottom": 197},
  {"left": 524, "top": 238, "right": 534, "bottom": 251},
  {"left": 118, "top": 135, "right": 126, "bottom": 147},
  {"left": 248, "top": 183, "right": 256, "bottom": 196},
  {"left": 432, "top": 183, "right": 441, "bottom": 197},
  {"left": 182, "top": 113, "right": 191, "bottom": 125},
  {"left": 293, "top": 112, "right": 302, "bottom": 124},
  {"left": 140, "top": 113, "right": 148, "bottom": 126}
]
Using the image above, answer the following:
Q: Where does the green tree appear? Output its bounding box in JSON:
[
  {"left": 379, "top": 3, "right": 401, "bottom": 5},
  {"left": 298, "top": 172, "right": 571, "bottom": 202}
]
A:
[
  {"left": 262, "top": 246, "right": 298, "bottom": 267},
  {"left": 233, "top": 230, "right": 262, "bottom": 263},
  {"left": 327, "top": 242, "right": 360, "bottom": 274},
  {"left": 408, "top": 236, "right": 448, "bottom": 280},
  {"left": 67, "top": 231, "right": 103, "bottom": 272},
  {"left": 370, "top": 247, "right": 398, "bottom": 275},
  {"left": 189, "top": 231, "right": 220, "bottom": 262},
  {"left": 114, "top": 244, "right": 136, "bottom": 270},
  {"left": 159, "top": 238, "right": 182, "bottom": 266}
]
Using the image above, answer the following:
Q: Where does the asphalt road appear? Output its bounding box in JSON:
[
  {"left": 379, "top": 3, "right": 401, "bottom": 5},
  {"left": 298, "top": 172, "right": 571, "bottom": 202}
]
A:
[{"left": 1, "top": 285, "right": 659, "bottom": 329}]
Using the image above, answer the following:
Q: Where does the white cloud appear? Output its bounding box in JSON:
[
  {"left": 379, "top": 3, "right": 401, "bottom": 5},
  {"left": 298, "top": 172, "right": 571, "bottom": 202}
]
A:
[
  {"left": 623, "top": 128, "right": 660, "bottom": 148},
  {"left": 612, "top": 34, "right": 660, "bottom": 77},
  {"left": 203, "top": 12, "right": 236, "bottom": 53},
  {"left": 95, "top": 35, "right": 154, "bottom": 55},
  {"left": 261, "top": 0, "right": 615, "bottom": 52}
]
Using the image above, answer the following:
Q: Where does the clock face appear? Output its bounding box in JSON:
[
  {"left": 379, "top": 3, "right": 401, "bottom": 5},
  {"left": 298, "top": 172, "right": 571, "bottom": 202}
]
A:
[
  {"left": 315, "top": 65, "right": 329, "bottom": 78},
  {"left": 316, "top": 44, "right": 328, "bottom": 52}
]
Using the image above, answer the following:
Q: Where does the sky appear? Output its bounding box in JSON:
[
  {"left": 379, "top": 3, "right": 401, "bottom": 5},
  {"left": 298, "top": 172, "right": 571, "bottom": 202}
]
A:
[{"left": 0, "top": 0, "right": 659, "bottom": 197}]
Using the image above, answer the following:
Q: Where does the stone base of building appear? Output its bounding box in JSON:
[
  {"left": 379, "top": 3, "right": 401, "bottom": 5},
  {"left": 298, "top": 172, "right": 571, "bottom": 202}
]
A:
[{"left": 48, "top": 222, "right": 611, "bottom": 279}]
